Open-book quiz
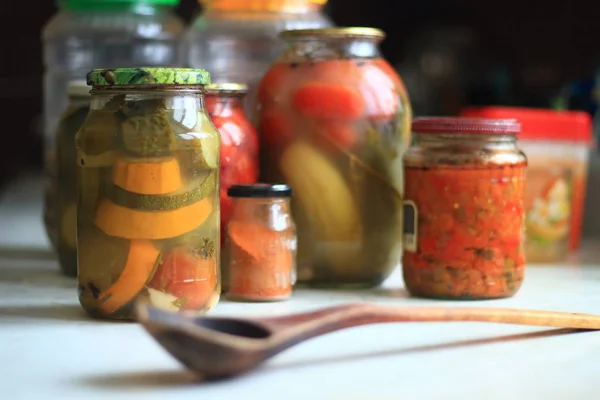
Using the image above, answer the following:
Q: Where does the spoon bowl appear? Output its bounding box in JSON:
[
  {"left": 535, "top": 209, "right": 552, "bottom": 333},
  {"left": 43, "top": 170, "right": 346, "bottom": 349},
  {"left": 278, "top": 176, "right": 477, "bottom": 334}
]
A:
[{"left": 136, "top": 302, "right": 600, "bottom": 380}]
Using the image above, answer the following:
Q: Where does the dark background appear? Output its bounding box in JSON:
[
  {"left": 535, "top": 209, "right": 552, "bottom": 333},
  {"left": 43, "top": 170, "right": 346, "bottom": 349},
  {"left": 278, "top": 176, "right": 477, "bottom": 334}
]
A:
[{"left": 1, "top": 0, "right": 598, "bottom": 187}]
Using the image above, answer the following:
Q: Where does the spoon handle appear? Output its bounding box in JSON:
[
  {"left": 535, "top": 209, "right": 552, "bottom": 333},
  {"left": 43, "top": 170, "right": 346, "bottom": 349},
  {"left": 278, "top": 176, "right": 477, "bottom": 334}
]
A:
[{"left": 262, "top": 303, "right": 600, "bottom": 346}]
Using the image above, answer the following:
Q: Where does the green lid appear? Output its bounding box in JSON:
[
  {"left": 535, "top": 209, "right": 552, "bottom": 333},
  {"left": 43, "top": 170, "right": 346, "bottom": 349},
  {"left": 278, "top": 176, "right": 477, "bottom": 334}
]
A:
[
  {"left": 87, "top": 68, "right": 211, "bottom": 86},
  {"left": 61, "top": 0, "right": 180, "bottom": 10}
]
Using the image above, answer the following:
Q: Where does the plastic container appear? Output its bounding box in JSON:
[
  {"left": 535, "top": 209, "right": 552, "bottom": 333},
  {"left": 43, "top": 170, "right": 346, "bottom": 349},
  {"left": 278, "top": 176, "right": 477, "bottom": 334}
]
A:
[
  {"left": 205, "top": 83, "right": 260, "bottom": 290},
  {"left": 225, "top": 184, "right": 296, "bottom": 301},
  {"left": 257, "top": 27, "right": 412, "bottom": 288},
  {"left": 403, "top": 117, "right": 527, "bottom": 300},
  {"left": 77, "top": 68, "right": 220, "bottom": 320},
  {"left": 42, "top": 0, "right": 185, "bottom": 202},
  {"left": 43, "top": 80, "right": 91, "bottom": 276},
  {"left": 461, "top": 106, "right": 593, "bottom": 261},
  {"left": 186, "top": 0, "right": 332, "bottom": 116}
]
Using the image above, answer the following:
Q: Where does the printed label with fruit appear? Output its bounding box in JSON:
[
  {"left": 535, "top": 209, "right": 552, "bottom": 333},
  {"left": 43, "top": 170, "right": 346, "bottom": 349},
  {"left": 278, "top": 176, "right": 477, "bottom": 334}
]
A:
[{"left": 524, "top": 167, "right": 572, "bottom": 245}]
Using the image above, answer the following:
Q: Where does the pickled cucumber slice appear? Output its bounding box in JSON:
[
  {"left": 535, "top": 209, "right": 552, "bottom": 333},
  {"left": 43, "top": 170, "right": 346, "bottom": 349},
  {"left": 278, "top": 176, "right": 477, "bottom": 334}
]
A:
[
  {"left": 106, "top": 170, "right": 216, "bottom": 211},
  {"left": 121, "top": 110, "right": 176, "bottom": 156}
]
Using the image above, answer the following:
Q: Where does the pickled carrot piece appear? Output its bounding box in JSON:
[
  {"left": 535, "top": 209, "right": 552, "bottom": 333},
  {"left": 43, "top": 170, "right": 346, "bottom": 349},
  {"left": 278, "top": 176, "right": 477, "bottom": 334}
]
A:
[
  {"left": 97, "top": 240, "right": 160, "bottom": 315},
  {"left": 95, "top": 196, "right": 213, "bottom": 239},
  {"left": 112, "top": 156, "right": 182, "bottom": 195},
  {"left": 292, "top": 82, "right": 364, "bottom": 120},
  {"left": 148, "top": 248, "right": 217, "bottom": 310},
  {"left": 227, "top": 220, "right": 293, "bottom": 299}
]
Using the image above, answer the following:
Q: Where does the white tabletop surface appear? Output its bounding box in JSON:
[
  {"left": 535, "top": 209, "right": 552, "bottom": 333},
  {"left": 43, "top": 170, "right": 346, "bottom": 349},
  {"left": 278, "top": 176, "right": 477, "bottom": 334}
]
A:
[{"left": 1, "top": 175, "right": 599, "bottom": 400}]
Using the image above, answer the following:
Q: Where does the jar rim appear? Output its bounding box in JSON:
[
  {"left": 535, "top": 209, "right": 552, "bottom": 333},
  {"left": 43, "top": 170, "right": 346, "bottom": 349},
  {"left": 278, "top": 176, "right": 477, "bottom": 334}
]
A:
[
  {"left": 205, "top": 83, "right": 248, "bottom": 95},
  {"left": 412, "top": 117, "right": 521, "bottom": 135},
  {"left": 280, "top": 27, "right": 385, "bottom": 41}
]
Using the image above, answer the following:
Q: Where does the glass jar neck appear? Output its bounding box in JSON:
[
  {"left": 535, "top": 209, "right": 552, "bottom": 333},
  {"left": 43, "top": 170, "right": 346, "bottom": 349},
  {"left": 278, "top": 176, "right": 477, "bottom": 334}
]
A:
[
  {"left": 282, "top": 36, "right": 381, "bottom": 61},
  {"left": 205, "top": 94, "right": 244, "bottom": 116},
  {"left": 414, "top": 132, "right": 518, "bottom": 148},
  {"left": 231, "top": 197, "right": 291, "bottom": 222},
  {"left": 203, "top": 0, "right": 324, "bottom": 12},
  {"left": 89, "top": 87, "right": 206, "bottom": 111}
]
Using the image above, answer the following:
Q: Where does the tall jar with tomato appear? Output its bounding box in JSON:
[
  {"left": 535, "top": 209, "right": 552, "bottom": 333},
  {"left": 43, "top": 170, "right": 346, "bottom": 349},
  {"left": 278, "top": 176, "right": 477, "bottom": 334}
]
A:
[
  {"left": 205, "top": 83, "right": 259, "bottom": 290},
  {"left": 402, "top": 118, "right": 527, "bottom": 300},
  {"left": 257, "top": 27, "right": 412, "bottom": 287}
]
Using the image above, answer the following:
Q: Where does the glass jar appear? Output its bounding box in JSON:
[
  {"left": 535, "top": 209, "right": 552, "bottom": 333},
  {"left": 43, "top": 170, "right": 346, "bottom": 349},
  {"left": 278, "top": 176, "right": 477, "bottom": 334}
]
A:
[
  {"left": 402, "top": 117, "right": 527, "bottom": 300},
  {"left": 225, "top": 184, "right": 296, "bottom": 301},
  {"left": 257, "top": 27, "right": 412, "bottom": 288},
  {"left": 186, "top": 0, "right": 333, "bottom": 116},
  {"left": 77, "top": 68, "right": 221, "bottom": 320},
  {"left": 43, "top": 0, "right": 185, "bottom": 199},
  {"left": 205, "top": 83, "right": 260, "bottom": 289},
  {"left": 43, "top": 80, "right": 91, "bottom": 276}
]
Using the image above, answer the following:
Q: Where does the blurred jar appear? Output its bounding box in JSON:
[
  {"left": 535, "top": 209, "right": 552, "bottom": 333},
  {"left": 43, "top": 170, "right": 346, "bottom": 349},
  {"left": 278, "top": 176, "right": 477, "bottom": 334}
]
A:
[
  {"left": 461, "top": 106, "right": 594, "bottom": 260},
  {"left": 257, "top": 27, "right": 412, "bottom": 288},
  {"left": 42, "top": 0, "right": 186, "bottom": 206},
  {"left": 43, "top": 80, "right": 91, "bottom": 275},
  {"left": 186, "top": 0, "right": 333, "bottom": 117},
  {"left": 77, "top": 68, "right": 220, "bottom": 320},
  {"left": 204, "top": 83, "right": 260, "bottom": 290}
]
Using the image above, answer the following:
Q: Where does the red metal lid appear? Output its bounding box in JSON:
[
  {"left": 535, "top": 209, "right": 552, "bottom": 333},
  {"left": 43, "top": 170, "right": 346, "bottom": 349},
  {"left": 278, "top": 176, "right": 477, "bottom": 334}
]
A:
[
  {"left": 460, "top": 106, "right": 593, "bottom": 143},
  {"left": 412, "top": 117, "right": 521, "bottom": 135}
]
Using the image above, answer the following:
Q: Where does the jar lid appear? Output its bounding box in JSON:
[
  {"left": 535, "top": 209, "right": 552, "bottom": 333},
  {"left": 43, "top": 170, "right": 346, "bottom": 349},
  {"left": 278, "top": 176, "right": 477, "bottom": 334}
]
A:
[
  {"left": 61, "top": 0, "right": 180, "bottom": 9},
  {"left": 205, "top": 83, "right": 248, "bottom": 94},
  {"left": 412, "top": 117, "right": 521, "bottom": 135},
  {"left": 227, "top": 184, "right": 292, "bottom": 198},
  {"left": 280, "top": 27, "right": 385, "bottom": 40},
  {"left": 67, "top": 80, "right": 91, "bottom": 97},
  {"left": 86, "top": 68, "right": 211, "bottom": 87},
  {"left": 460, "top": 106, "right": 593, "bottom": 144}
]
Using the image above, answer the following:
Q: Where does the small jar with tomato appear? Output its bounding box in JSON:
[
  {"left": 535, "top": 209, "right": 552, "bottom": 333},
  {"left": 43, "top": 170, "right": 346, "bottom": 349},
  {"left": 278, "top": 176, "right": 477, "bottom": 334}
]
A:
[
  {"left": 257, "top": 27, "right": 412, "bottom": 287},
  {"left": 205, "top": 83, "right": 259, "bottom": 290},
  {"left": 225, "top": 184, "right": 297, "bottom": 301},
  {"left": 402, "top": 117, "right": 527, "bottom": 300},
  {"left": 77, "top": 68, "right": 221, "bottom": 320}
]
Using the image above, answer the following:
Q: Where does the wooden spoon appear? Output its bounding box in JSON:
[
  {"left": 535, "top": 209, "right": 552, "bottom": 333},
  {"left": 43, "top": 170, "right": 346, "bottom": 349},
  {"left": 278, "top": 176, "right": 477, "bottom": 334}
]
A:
[{"left": 136, "top": 302, "right": 600, "bottom": 380}]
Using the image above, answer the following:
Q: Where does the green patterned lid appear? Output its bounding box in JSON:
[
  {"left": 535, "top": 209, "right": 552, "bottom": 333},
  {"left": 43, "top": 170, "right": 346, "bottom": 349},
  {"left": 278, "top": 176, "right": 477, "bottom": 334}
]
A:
[{"left": 86, "top": 68, "right": 211, "bottom": 87}]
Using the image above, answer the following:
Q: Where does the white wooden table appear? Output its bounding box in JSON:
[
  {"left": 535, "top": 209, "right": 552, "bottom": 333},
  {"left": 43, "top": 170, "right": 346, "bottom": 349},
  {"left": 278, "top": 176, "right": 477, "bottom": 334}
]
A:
[{"left": 1, "top": 175, "right": 599, "bottom": 400}]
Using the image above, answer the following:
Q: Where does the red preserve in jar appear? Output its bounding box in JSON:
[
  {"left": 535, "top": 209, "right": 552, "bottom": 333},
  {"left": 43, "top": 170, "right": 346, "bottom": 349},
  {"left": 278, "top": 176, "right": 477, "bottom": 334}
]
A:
[
  {"left": 205, "top": 83, "right": 259, "bottom": 243},
  {"left": 402, "top": 117, "right": 527, "bottom": 300}
]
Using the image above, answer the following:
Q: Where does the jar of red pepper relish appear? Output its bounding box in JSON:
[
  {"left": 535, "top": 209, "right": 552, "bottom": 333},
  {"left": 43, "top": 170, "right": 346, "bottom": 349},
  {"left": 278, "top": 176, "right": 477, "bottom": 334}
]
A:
[
  {"left": 402, "top": 117, "right": 527, "bottom": 300},
  {"left": 205, "top": 83, "right": 259, "bottom": 291},
  {"left": 257, "top": 27, "right": 412, "bottom": 288}
]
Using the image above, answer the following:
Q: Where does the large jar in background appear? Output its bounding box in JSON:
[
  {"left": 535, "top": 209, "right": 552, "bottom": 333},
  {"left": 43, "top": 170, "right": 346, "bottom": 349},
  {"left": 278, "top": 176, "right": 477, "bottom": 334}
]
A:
[
  {"left": 43, "top": 80, "right": 91, "bottom": 276},
  {"left": 42, "top": 0, "right": 185, "bottom": 218},
  {"left": 77, "top": 68, "right": 220, "bottom": 320},
  {"left": 204, "top": 83, "right": 259, "bottom": 290},
  {"left": 257, "top": 27, "right": 412, "bottom": 287},
  {"left": 186, "top": 0, "right": 332, "bottom": 116},
  {"left": 403, "top": 118, "right": 527, "bottom": 300}
]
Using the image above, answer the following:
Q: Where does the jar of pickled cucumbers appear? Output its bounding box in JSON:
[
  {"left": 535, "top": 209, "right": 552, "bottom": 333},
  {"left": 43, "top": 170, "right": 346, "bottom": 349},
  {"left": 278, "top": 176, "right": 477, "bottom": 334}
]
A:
[
  {"left": 44, "top": 80, "right": 91, "bottom": 276},
  {"left": 205, "top": 83, "right": 259, "bottom": 290},
  {"left": 77, "top": 68, "right": 221, "bottom": 320},
  {"left": 402, "top": 117, "right": 527, "bottom": 300},
  {"left": 257, "top": 27, "right": 412, "bottom": 287}
]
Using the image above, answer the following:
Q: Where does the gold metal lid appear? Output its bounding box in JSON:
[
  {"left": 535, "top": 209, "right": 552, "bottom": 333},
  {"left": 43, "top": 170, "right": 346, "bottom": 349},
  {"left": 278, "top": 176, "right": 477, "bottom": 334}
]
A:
[
  {"left": 205, "top": 83, "right": 249, "bottom": 94},
  {"left": 280, "top": 27, "right": 385, "bottom": 40}
]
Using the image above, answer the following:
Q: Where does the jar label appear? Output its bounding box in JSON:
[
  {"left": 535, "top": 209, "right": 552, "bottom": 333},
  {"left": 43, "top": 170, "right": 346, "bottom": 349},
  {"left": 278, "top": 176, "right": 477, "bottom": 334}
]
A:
[{"left": 402, "top": 200, "right": 418, "bottom": 253}]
